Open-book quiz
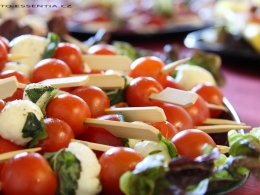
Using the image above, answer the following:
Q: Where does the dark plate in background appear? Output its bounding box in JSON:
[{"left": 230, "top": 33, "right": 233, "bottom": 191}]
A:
[
  {"left": 183, "top": 26, "right": 260, "bottom": 65},
  {"left": 69, "top": 22, "right": 214, "bottom": 41}
]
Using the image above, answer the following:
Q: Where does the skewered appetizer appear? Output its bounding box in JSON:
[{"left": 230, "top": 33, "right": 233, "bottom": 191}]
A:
[{"left": 0, "top": 32, "right": 259, "bottom": 195}]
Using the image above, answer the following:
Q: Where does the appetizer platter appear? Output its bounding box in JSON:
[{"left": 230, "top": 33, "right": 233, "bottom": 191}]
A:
[{"left": 0, "top": 31, "right": 259, "bottom": 195}]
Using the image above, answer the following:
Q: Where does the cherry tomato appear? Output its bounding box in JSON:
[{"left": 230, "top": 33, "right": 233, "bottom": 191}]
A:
[
  {"left": 1, "top": 152, "right": 58, "bottom": 195},
  {"left": 0, "top": 99, "right": 6, "bottom": 111},
  {"left": 78, "top": 114, "right": 124, "bottom": 158},
  {"left": 53, "top": 42, "right": 84, "bottom": 74},
  {"left": 0, "top": 42, "right": 8, "bottom": 72},
  {"left": 191, "top": 83, "right": 224, "bottom": 118},
  {"left": 159, "top": 103, "right": 194, "bottom": 131},
  {"left": 87, "top": 44, "right": 117, "bottom": 55},
  {"left": 31, "top": 58, "right": 72, "bottom": 83},
  {"left": 34, "top": 118, "right": 74, "bottom": 154},
  {"left": 71, "top": 86, "right": 110, "bottom": 118},
  {"left": 46, "top": 94, "right": 91, "bottom": 137},
  {"left": 3, "top": 88, "right": 24, "bottom": 102},
  {"left": 0, "top": 70, "right": 31, "bottom": 84},
  {"left": 163, "top": 75, "right": 184, "bottom": 90},
  {"left": 171, "top": 129, "right": 216, "bottom": 159},
  {"left": 0, "top": 36, "right": 9, "bottom": 52},
  {"left": 129, "top": 56, "right": 167, "bottom": 86},
  {"left": 126, "top": 76, "right": 164, "bottom": 107},
  {"left": 99, "top": 147, "right": 144, "bottom": 195},
  {"left": 184, "top": 95, "right": 210, "bottom": 126},
  {"left": 150, "top": 121, "right": 179, "bottom": 140},
  {"left": 0, "top": 136, "right": 24, "bottom": 176}
]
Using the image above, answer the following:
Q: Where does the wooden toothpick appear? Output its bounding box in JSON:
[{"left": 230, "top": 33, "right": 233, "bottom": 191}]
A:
[
  {"left": 149, "top": 87, "right": 198, "bottom": 107},
  {"left": 104, "top": 106, "right": 166, "bottom": 122},
  {"left": 161, "top": 57, "right": 190, "bottom": 74},
  {"left": 203, "top": 118, "right": 246, "bottom": 125},
  {"left": 0, "top": 76, "right": 27, "bottom": 99},
  {"left": 71, "top": 139, "right": 113, "bottom": 152},
  {"left": 84, "top": 118, "right": 160, "bottom": 141},
  {"left": 0, "top": 147, "right": 42, "bottom": 162},
  {"left": 82, "top": 55, "right": 132, "bottom": 71},
  {"left": 196, "top": 125, "right": 251, "bottom": 133}
]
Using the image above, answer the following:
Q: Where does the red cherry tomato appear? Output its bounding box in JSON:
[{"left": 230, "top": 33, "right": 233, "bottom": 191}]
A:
[
  {"left": 1, "top": 152, "right": 58, "bottom": 195},
  {"left": 171, "top": 129, "right": 216, "bottom": 159},
  {"left": 150, "top": 121, "right": 179, "bottom": 140},
  {"left": 159, "top": 103, "right": 194, "bottom": 132},
  {"left": 99, "top": 147, "right": 144, "bottom": 195},
  {"left": 0, "top": 41, "right": 7, "bottom": 72},
  {"left": 0, "top": 100, "right": 6, "bottom": 111},
  {"left": 0, "top": 136, "right": 24, "bottom": 175},
  {"left": 0, "top": 36, "right": 9, "bottom": 52},
  {"left": 191, "top": 83, "right": 224, "bottom": 118},
  {"left": 34, "top": 118, "right": 74, "bottom": 154},
  {"left": 78, "top": 114, "right": 124, "bottom": 158},
  {"left": 126, "top": 76, "right": 164, "bottom": 107},
  {"left": 129, "top": 56, "right": 167, "bottom": 86},
  {"left": 53, "top": 42, "right": 84, "bottom": 74},
  {"left": 87, "top": 44, "right": 117, "bottom": 55},
  {"left": 3, "top": 88, "right": 24, "bottom": 102},
  {"left": 31, "top": 58, "right": 72, "bottom": 83},
  {"left": 0, "top": 70, "right": 31, "bottom": 84},
  {"left": 71, "top": 86, "right": 110, "bottom": 118},
  {"left": 184, "top": 95, "right": 210, "bottom": 126},
  {"left": 163, "top": 75, "right": 184, "bottom": 90},
  {"left": 46, "top": 94, "right": 91, "bottom": 137}
]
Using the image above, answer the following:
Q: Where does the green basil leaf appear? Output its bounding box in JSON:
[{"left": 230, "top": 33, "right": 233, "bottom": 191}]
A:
[
  {"left": 45, "top": 150, "right": 81, "bottom": 195},
  {"left": 105, "top": 76, "right": 128, "bottom": 105},
  {"left": 25, "top": 86, "right": 55, "bottom": 103},
  {"left": 159, "top": 133, "right": 178, "bottom": 158},
  {"left": 149, "top": 150, "right": 162, "bottom": 155},
  {"left": 22, "top": 112, "right": 47, "bottom": 148},
  {"left": 43, "top": 32, "right": 60, "bottom": 59}
]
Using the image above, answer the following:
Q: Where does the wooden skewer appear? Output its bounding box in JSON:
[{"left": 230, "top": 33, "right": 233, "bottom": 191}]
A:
[
  {"left": 85, "top": 74, "right": 125, "bottom": 89},
  {"left": 71, "top": 139, "right": 113, "bottom": 152},
  {"left": 24, "top": 75, "right": 124, "bottom": 89},
  {"left": 39, "top": 76, "right": 90, "bottom": 88},
  {"left": 203, "top": 118, "right": 246, "bottom": 125},
  {"left": 104, "top": 106, "right": 166, "bottom": 122},
  {"left": 217, "top": 145, "right": 230, "bottom": 154},
  {"left": 149, "top": 87, "right": 199, "bottom": 107},
  {"left": 161, "top": 57, "right": 190, "bottom": 74},
  {"left": 0, "top": 76, "right": 27, "bottom": 99},
  {"left": 82, "top": 55, "right": 132, "bottom": 71},
  {"left": 84, "top": 118, "right": 160, "bottom": 141},
  {"left": 7, "top": 54, "right": 31, "bottom": 61},
  {"left": 206, "top": 103, "right": 229, "bottom": 112},
  {"left": 196, "top": 125, "right": 251, "bottom": 133},
  {"left": 0, "top": 147, "right": 42, "bottom": 163}
]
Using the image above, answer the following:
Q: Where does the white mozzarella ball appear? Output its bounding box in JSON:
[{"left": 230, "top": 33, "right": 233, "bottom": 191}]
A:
[
  {"left": 3, "top": 62, "right": 31, "bottom": 78},
  {"left": 0, "top": 100, "right": 44, "bottom": 146},
  {"left": 175, "top": 64, "right": 216, "bottom": 90},
  {"left": 66, "top": 142, "right": 102, "bottom": 195},
  {"left": 9, "top": 34, "right": 49, "bottom": 70}
]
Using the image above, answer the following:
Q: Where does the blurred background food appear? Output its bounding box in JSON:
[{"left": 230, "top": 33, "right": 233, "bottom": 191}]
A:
[{"left": 1, "top": 0, "right": 260, "bottom": 55}]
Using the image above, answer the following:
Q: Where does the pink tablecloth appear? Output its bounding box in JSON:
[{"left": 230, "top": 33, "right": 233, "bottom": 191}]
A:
[{"left": 126, "top": 35, "right": 260, "bottom": 195}]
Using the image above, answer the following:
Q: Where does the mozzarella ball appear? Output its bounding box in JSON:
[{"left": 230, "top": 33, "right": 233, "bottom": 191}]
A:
[
  {"left": 175, "top": 64, "right": 216, "bottom": 90},
  {"left": 66, "top": 142, "right": 102, "bottom": 195},
  {"left": 0, "top": 100, "right": 44, "bottom": 146}
]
